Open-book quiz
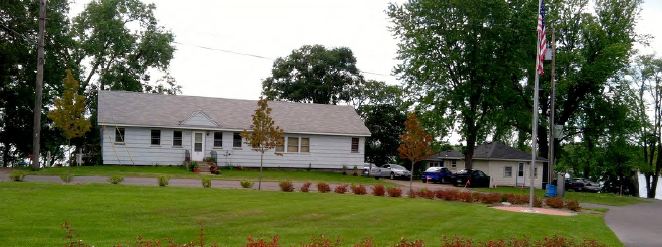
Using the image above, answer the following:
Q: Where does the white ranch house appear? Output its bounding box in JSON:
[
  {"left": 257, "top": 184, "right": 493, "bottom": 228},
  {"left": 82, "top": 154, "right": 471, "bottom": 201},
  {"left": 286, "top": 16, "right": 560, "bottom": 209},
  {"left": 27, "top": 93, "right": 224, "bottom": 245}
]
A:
[
  {"left": 98, "top": 91, "right": 370, "bottom": 168},
  {"left": 425, "top": 142, "right": 549, "bottom": 188}
]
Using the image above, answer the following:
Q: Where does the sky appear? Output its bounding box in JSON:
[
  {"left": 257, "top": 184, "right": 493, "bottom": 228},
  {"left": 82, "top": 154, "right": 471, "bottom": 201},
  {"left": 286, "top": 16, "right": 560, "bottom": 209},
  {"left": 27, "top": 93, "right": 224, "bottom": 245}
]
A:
[{"left": 68, "top": 0, "right": 662, "bottom": 101}]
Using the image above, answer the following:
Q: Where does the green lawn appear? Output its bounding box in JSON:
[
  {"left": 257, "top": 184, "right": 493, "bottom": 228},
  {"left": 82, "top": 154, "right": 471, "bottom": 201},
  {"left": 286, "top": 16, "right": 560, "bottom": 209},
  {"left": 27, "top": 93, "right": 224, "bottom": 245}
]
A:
[
  {"left": 24, "top": 165, "right": 387, "bottom": 184},
  {"left": 474, "top": 187, "right": 647, "bottom": 206},
  {"left": 0, "top": 182, "right": 621, "bottom": 246}
]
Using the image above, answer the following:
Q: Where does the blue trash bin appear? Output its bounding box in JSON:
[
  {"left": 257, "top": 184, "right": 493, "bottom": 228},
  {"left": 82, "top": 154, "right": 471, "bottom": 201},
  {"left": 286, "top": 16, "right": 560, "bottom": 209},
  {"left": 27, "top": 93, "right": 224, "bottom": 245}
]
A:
[{"left": 545, "top": 184, "right": 557, "bottom": 197}]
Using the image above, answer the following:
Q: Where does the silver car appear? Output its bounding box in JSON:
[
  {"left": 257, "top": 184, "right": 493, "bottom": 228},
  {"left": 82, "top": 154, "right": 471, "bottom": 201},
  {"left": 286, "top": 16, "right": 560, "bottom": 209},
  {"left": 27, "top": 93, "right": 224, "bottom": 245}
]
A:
[{"left": 368, "top": 164, "right": 412, "bottom": 180}]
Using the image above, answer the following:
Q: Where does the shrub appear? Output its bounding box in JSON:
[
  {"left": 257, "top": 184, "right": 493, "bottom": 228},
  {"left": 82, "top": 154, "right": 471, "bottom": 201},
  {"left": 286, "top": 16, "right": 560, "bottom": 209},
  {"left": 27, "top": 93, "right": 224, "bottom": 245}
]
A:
[
  {"left": 417, "top": 188, "right": 435, "bottom": 199},
  {"left": 300, "top": 182, "right": 312, "bottom": 192},
  {"left": 372, "top": 184, "right": 385, "bottom": 196},
  {"left": 209, "top": 164, "right": 220, "bottom": 175},
  {"left": 566, "top": 200, "right": 581, "bottom": 211},
  {"left": 435, "top": 189, "right": 459, "bottom": 201},
  {"left": 480, "top": 193, "right": 502, "bottom": 204},
  {"left": 109, "top": 175, "right": 124, "bottom": 184},
  {"left": 342, "top": 165, "right": 348, "bottom": 175},
  {"left": 350, "top": 184, "right": 367, "bottom": 195},
  {"left": 334, "top": 184, "right": 348, "bottom": 194},
  {"left": 60, "top": 174, "right": 74, "bottom": 183},
  {"left": 246, "top": 235, "right": 280, "bottom": 247},
  {"left": 394, "top": 239, "right": 424, "bottom": 247},
  {"left": 201, "top": 177, "right": 212, "bottom": 188},
  {"left": 317, "top": 182, "right": 331, "bottom": 193},
  {"left": 387, "top": 187, "right": 402, "bottom": 197},
  {"left": 534, "top": 197, "right": 543, "bottom": 208},
  {"left": 506, "top": 193, "right": 529, "bottom": 205},
  {"left": 8, "top": 170, "right": 26, "bottom": 182},
  {"left": 457, "top": 191, "right": 475, "bottom": 202},
  {"left": 545, "top": 197, "right": 564, "bottom": 208},
  {"left": 240, "top": 180, "right": 254, "bottom": 188},
  {"left": 158, "top": 175, "right": 170, "bottom": 187},
  {"left": 279, "top": 180, "right": 294, "bottom": 192},
  {"left": 352, "top": 165, "right": 359, "bottom": 176},
  {"left": 189, "top": 161, "right": 198, "bottom": 172}
]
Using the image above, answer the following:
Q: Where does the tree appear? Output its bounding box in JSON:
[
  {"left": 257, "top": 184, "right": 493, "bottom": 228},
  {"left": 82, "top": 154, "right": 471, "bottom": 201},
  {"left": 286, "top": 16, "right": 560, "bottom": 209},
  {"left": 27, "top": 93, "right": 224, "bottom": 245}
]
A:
[
  {"left": 388, "top": 0, "right": 535, "bottom": 169},
  {"left": 630, "top": 54, "right": 662, "bottom": 198},
  {"left": 1, "top": 0, "right": 72, "bottom": 166},
  {"left": 398, "top": 113, "right": 434, "bottom": 193},
  {"left": 262, "top": 45, "right": 363, "bottom": 105},
  {"left": 48, "top": 69, "right": 91, "bottom": 164},
  {"left": 363, "top": 104, "right": 407, "bottom": 166},
  {"left": 241, "top": 98, "right": 285, "bottom": 191}
]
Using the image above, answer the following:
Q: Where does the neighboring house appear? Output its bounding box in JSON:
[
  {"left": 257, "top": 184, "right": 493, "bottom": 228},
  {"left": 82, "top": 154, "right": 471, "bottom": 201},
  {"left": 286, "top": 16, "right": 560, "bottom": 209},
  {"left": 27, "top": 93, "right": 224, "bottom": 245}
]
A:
[
  {"left": 97, "top": 91, "right": 370, "bottom": 169},
  {"left": 425, "top": 142, "right": 548, "bottom": 188}
]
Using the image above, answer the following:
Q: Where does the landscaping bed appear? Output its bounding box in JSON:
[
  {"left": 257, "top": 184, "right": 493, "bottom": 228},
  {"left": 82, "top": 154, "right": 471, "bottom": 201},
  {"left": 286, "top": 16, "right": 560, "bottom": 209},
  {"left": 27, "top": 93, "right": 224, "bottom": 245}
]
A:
[{"left": 473, "top": 187, "right": 647, "bottom": 206}]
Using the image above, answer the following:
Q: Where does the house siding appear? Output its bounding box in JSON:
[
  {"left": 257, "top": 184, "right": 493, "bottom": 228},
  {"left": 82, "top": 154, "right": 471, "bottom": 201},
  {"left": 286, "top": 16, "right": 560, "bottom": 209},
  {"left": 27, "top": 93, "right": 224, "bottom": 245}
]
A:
[{"left": 101, "top": 126, "right": 365, "bottom": 169}]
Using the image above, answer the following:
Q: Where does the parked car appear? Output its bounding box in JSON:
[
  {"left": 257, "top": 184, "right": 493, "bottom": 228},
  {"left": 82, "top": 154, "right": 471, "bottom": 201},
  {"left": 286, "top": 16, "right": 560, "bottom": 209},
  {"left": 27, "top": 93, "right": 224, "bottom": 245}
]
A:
[
  {"left": 362, "top": 163, "right": 375, "bottom": 175},
  {"left": 367, "top": 164, "right": 412, "bottom": 180},
  {"left": 450, "top": 169, "right": 490, "bottom": 187},
  {"left": 421, "top": 166, "right": 453, "bottom": 183},
  {"left": 565, "top": 178, "right": 602, "bottom": 192}
]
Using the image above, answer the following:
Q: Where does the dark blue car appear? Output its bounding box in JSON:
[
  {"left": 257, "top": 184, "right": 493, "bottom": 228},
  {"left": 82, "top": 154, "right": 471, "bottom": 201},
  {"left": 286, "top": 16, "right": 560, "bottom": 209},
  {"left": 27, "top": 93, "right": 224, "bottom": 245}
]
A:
[{"left": 421, "top": 167, "right": 452, "bottom": 183}]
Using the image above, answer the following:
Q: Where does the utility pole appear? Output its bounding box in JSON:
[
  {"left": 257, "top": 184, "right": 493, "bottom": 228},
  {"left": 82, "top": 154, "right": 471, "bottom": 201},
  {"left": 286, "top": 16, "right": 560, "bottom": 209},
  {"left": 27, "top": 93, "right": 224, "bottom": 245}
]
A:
[
  {"left": 548, "top": 27, "right": 563, "bottom": 197},
  {"left": 32, "top": 0, "right": 46, "bottom": 169}
]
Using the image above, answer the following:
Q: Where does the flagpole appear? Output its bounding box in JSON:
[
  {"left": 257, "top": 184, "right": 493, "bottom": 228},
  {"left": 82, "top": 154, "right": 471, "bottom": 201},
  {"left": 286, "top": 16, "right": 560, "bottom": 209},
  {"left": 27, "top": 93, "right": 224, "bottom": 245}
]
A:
[{"left": 529, "top": 0, "right": 544, "bottom": 211}]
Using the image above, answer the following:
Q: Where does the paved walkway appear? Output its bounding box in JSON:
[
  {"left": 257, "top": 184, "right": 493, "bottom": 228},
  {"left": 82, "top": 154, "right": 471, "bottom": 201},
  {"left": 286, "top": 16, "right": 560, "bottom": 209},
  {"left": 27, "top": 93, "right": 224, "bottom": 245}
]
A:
[{"left": 603, "top": 200, "right": 662, "bottom": 247}]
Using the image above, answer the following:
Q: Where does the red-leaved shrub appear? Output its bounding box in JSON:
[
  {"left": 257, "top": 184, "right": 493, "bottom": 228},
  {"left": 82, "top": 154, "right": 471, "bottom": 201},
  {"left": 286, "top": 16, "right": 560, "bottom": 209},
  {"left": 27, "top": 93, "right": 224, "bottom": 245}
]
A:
[
  {"left": 387, "top": 187, "right": 402, "bottom": 197},
  {"left": 534, "top": 197, "right": 543, "bottom": 208},
  {"left": 480, "top": 193, "right": 502, "bottom": 204},
  {"left": 372, "top": 184, "right": 385, "bottom": 196},
  {"left": 417, "top": 188, "right": 435, "bottom": 199},
  {"left": 436, "top": 189, "right": 459, "bottom": 201},
  {"left": 506, "top": 194, "right": 529, "bottom": 205},
  {"left": 565, "top": 200, "right": 581, "bottom": 211},
  {"left": 545, "top": 197, "right": 564, "bottom": 208},
  {"left": 279, "top": 181, "right": 294, "bottom": 192},
  {"left": 394, "top": 239, "right": 424, "bottom": 247},
  {"left": 350, "top": 184, "right": 367, "bottom": 195},
  {"left": 246, "top": 235, "right": 280, "bottom": 247},
  {"left": 334, "top": 184, "right": 348, "bottom": 194},
  {"left": 301, "top": 235, "right": 341, "bottom": 247},
  {"left": 317, "top": 183, "right": 331, "bottom": 193},
  {"left": 457, "top": 191, "right": 474, "bottom": 202},
  {"left": 300, "top": 182, "right": 311, "bottom": 192}
]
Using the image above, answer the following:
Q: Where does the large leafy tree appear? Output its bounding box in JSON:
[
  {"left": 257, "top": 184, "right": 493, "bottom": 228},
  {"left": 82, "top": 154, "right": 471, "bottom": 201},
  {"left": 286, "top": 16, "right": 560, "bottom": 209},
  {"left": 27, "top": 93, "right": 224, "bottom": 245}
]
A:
[
  {"left": 356, "top": 81, "right": 409, "bottom": 166},
  {"left": 1, "top": 0, "right": 72, "bottom": 166},
  {"left": 630, "top": 54, "right": 662, "bottom": 198},
  {"left": 0, "top": 0, "right": 178, "bottom": 165},
  {"left": 262, "top": 44, "right": 363, "bottom": 105},
  {"left": 388, "top": 0, "right": 535, "bottom": 169},
  {"left": 241, "top": 98, "right": 285, "bottom": 191}
]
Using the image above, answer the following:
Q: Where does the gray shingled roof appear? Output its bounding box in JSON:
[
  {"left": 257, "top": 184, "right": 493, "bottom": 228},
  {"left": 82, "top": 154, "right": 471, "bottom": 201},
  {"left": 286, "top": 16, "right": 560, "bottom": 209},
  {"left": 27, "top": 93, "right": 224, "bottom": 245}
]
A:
[
  {"left": 428, "top": 142, "right": 547, "bottom": 162},
  {"left": 97, "top": 90, "right": 371, "bottom": 136}
]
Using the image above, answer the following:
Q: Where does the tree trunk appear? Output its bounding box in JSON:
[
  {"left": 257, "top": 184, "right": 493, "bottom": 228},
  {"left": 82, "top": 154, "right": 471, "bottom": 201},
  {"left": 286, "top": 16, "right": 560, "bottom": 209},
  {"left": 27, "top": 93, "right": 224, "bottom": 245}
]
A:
[
  {"left": 409, "top": 160, "right": 415, "bottom": 195},
  {"left": 258, "top": 151, "right": 264, "bottom": 191},
  {"left": 465, "top": 133, "right": 476, "bottom": 170}
]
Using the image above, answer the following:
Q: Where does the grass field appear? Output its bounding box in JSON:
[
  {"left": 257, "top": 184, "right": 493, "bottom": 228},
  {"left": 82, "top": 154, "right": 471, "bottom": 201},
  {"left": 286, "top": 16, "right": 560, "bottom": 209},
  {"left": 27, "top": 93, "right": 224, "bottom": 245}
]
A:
[
  {"left": 474, "top": 187, "right": 647, "bottom": 206},
  {"left": 24, "top": 165, "right": 387, "bottom": 184},
  {"left": 0, "top": 182, "right": 621, "bottom": 246}
]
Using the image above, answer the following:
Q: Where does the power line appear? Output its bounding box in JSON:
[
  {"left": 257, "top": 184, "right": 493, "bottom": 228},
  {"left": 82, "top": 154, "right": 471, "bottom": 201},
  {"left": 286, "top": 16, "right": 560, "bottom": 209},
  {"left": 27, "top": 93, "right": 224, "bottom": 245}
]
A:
[{"left": 173, "top": 41, "right": 394, "bottom": 78}]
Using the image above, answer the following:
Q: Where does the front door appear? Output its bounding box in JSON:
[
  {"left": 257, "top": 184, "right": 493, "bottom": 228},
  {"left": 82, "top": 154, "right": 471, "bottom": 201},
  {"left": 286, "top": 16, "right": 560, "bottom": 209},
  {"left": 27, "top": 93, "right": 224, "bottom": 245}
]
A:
[
  {"left": 192, "top": 131, "right": 205, "bottom": 161},
  {"left": 516, "top": 162, "right": 525, "bottom": 186}
]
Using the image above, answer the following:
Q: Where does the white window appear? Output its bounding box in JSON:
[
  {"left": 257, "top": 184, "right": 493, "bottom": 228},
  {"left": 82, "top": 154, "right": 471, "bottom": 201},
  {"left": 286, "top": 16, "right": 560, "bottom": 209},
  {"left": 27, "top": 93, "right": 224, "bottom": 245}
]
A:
[
  {"left": 275, "top": 137, "right": 285, "bottom": 153},
  {"left": 300, "top": 138, "right": 310, "bottom": 153},
  {"left": 151, "top": 129, "right": 161, "bottom": 145},
  {"left": 173, "top": 131, "right": 182, "bottom": 147},
  {"left": 351, "top": 138, "right": 359, "bottom": 153},
  {"left": 504, "top": 166, "right": 512, "bottom": 178},
  {"left": 115, "top": 128, "right": 125, "bottom": 143},
  {"left": 287, "top": 137, "right": 299, "bottom": 152}
]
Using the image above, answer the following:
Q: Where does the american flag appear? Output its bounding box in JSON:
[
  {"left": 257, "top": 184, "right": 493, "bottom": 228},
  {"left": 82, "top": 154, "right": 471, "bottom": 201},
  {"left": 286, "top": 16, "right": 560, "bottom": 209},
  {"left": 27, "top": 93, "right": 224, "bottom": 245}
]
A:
[{"left": 536, "top": 0, "right": 547, "bottom": 75}]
